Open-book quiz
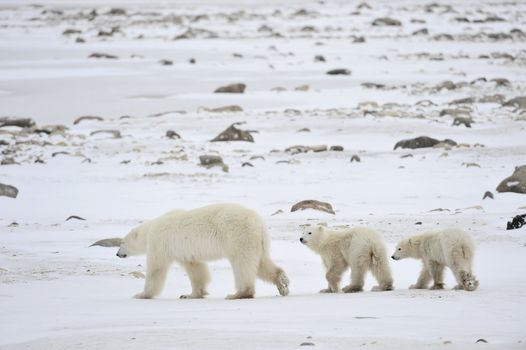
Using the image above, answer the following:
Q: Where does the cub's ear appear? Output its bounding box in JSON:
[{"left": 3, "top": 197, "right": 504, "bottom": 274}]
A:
[
  {"left": 408, "top": 238, "right": 412, "bottom": 246},
  {"left": 317, "top": 225, "right": 325, "bottom": 233}
]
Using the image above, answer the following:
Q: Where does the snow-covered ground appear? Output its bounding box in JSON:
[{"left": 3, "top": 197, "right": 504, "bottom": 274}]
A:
[{"left": 1, "top": 0, "right": 526, "bottom": 349}]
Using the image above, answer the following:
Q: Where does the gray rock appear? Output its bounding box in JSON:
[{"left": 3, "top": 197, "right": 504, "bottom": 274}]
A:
[
  {"left": 327, "top": 68, "right": 351, "bottom": 75},
  {"left": 0, "top": 117, "right": 36, "bottom": 128},
  {"left": 503, "top": 96, "right": 526, "bottom": 109},
  {"left": 372, "top": 17, "right": 401, "bottom": 26},
  {"left": 0, "top": 183, "right": 18, "bottom": 198},
  {"left": 496, "top": 165, "right": 526, "bottom": 194},
  {"left": 211, "top": 122, "right": 255, "bottom": 142},
  {"left": 291, "top": 200, "right": 335, "bottom": 215},
  {"left": 73, "top": 115, "right": 104, "bottom": 125},
  {"left": 214, "top": 83, "right": 246, "bottom": 93},
  {"left": 394, "top": 136, "right": 457, "bottom": 150},
  {"left": 88, "top": 52, "right": 118, "bottom": 59},
  {"left": 90, "top": 238, "right": 123, "bottom": 247}
]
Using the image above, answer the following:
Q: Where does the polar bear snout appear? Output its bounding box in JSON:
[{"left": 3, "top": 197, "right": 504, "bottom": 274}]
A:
[
  {"left": 116, "top": 252, "right": 127, "bottom": 258},
  {"left": 116, "top": 245, "right": 128, "bottom": 258},
  {"left": 300, "top": 237, "right": 305, "bottom": 244}
]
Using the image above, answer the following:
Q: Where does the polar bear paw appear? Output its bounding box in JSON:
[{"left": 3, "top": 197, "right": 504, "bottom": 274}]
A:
[
  {"left": 133, "top": 292, "right": 152, "bottom": 299},
  {"left": 342, "top": 285, "right": 363, "bottom": 293},
  {"left": 372, "top": 284, "right": 394, "bottom": 292},
  {"left": 276, "top": 273, "right": 290, "bottom": 296},
  {"left": 180, "top": 293, "right": 206, "bottom": 299},
  {"left": 429, "top": 283, "right": 445, "bottom": 290},
  {"left": 409, "top": 284, "right": 427, "bottom": 289}
]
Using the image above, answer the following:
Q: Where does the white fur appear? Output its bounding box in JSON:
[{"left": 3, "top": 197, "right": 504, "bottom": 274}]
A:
[
  {"left": 117, "top": 204, "right": 289, "bottom": 299},
  {"left": 392, "top": 228, "right": 479, "bottom": 291},
  {"left": 300, "top": 225, "right": 394, "bottom": 293}
]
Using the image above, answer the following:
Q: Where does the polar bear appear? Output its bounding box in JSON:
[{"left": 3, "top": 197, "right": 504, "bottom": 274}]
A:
[
  {"left": 115, "top": 204, "right": 289, "bottom": 299},
  {"left": 391, "top": 228, "right": 479, "bottom": 291},
  {"left": 300, "top": 225, "right": 394, "bottom": 293}
]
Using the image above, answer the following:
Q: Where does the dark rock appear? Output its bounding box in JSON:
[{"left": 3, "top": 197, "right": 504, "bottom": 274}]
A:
[
  {"left": 166, "top": 130, "right": 181, "bottom": 139},
  {"left": 350, "top": 155, "right": 361, "bottom": 162},
  {"left": 88, "top": 52, "right": 118, "bottom": 59},
  {"left": 291, "top": 200, "right": 335, "bottom": 215},
  {"left": 1, "top": 157, "right": 16, "bottom": 165},
  {"left": 199, "top": 155, "right": 228, "bottom": 172},
  {"left": 211, "top": 122, "right": 255, "bottom": 142},
  {"left": 352, "top": 36, "right": 366, "bottom": 43},
  {"left": 189, "top": 58, "right": 196, "bottom": 64},
  {"left": 0, "top": 117, "right": 36, "bottom": 128},
  {"left": 66, "top": 215, "right": 86, "bottom": 221},
  {"left": 0, "top": 183, "right": 18, "bottom": 198},
  {"left": 159, "top": 59, "right": 173, "bottom": 66},
  {"left": 503, "top": 96, "right": 526, "bottom": 109},
  {"left": 90, "top": 129, "right": 121, "bottom": 138},
  {"left": 202, "top": 105, "right": 243, "bottom": 113},
  {"left": 314, "top": 55, "right": 326, "bottom": 62},
  {"left": 73, "top": 115, "right": 104, "bottom": 125},
  {"left": 242, "top": 162, "right": 254, "bottom": 167},
  {"left": 507, "top": 214, "right": 525, "bottom": 230},
  {"left": 106, "top": 8, "right": 126, "bottom": 16},
  {"left": 435, "top": 80, "right": 456, "bottom": 90},
  {"left": 361, "top": 82, "right": 385, "bottom": 89},
  {"left": 62, "top": 28, "right": 82, "bottom": 35},
  {"left": 326, "top": 68, "right": 351, "bottom": 75},
  {"left": 372, "top": 17, "right": 401, "bottom": 26},
  {"left": 97, "top": 26, "right": 120, "bottom": 37},
  {"left": 449, "top": 97, "right": 476, "bottom": 105},
  {"left": 214, "top": 83, "right": 246, "bottom": 93},
  {"left": 412, "top": 28, "right": 428, "bottom": 36},
  {"left": 394, "top": 136, "right": 457, "bottom": 150},
  {"left": 491, "top": 78, "right": 511, "bottom": 87},
  {"left": 330, "top": 145, "right": 344, "bottom": 151},
  {"left": 496, "top": 165, "right": 526, "bottom": 194},
  {"left": 452, "top": 117, "right": 472, "bottom": 128},
  {"left": 75, "top": 37, "right": 86, "bottom": 43},
  {"left": 483, "top": 191, "right": 494, "bottom": 200},
  {"left": 475, "top": 339, "right": 488, "bottom": 343}
]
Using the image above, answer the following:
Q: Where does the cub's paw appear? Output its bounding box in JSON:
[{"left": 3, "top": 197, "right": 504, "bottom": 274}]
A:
[
  {"left": 342, "top": 285, "right": 363, "bottom": 293},
  {"left": 429, "top": 283, "right": 445, "bottom": 290},
  {"left": 180, "top": 293, "right": 205, "bottom": 299},
  {"left": 133, "top": 292, "right": 152, "bottom": 299},
  {"left": 276, "top": 274, "right": 290, "bottom": 296}
]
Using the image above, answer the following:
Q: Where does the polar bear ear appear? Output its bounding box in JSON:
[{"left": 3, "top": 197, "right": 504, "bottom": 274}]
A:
[
  {"left": 408, "top": 238, "right": 413, "bottom": 246},
  {"left": 316, "top": 225, "right": 325, "bottom": 233}
]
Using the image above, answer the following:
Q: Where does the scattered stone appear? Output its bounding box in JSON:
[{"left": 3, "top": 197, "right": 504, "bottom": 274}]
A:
[
  {"left": 483, "top": 191, "right": 494, "bottom": 200},
  {"left": 314, "top": 55, "right": 326, "bottom": 62},
  {"left": 0, "top": 117, "right": 36, "bottom": 128},
  {"left": 449, "top": 97, "right": 476, "bottom": 105},
  {"left": 66, "top": 215, "right": 86, "bottom": 221},
  {"left": 271, "top": 209, "right": 283, "bottom": 216},
  {"left": 435, "top": 80, "right": 456, "bottom": 90},
  {"left": 97, "top": 26, "right": 120, "bottom": 37},
  {"left": 159, "top": 59, "right": 173, "bottom": 66},
  {"left": 394, "top": 136, "right": 456, "bottom": 150},
  {"left": 76, "top": 37, "right": 86, "bottom": 44},
  {"left": 199, "top": 155, "right": 229, "bottom": 172},
  {"left": 462, "top": 162, "right": 480, "bottom": 168},
  {"left": 297, "top": 128, "right": 311, "bottom": 133},
  {"left": 352, "top": 36, "right": 366, "bottom": 43},
  {"left": 361, "top": 82, "right": 385, "bottom": 89},
  {"left": 90, "top": 238, "right": 123, "bottom": 247},
  {"left": 452, "top": 117, "right": 472, "bottom": 128},
  {"left": 507, "top": 214, "right": 525, "bottom": 230},
  {"left": 475, "top": 339, "right": 488, "bottom": 344},
  {"left": 330, "top": 145, "right": 344, "bottom": 151},
  {"left": 174, "top": 28, "right": 218, "bottom": 40},
  {"left": 73, "top": 115, "right": 104, "bottom": 125},
  {"left": 372, "top": 17, "right": 402, "bottom": 26},
  {"left": 129, "top": 271, "right": 145, "bottom": 279},
  {"left": 503, "top": 96, "right": 526, "bottom": 110},
  {"left": 491, "top": 78, "right": 511, "bottom": 87},
  {"left": 106, "top": 8, "right": 126, "bottom": 16},
  {"left": 211, "top": 122, "right": 255, "bottom": 142},
  {"left": 201, "top": 105, "right": 243, "bottom": 113},
  {"left": 401, "top": 154, "right": 413, "bottom": 158},
  {"left": 295, "top": 85, "right": 310, "bottom": 92},
  {"left": 241, "top": 162, "right": 253, "bottom": 167},
  {"left": 250, "top": 155, "right": 265, "bottom": 161},
  {"left": 88, "top": 52, "right": 118, "bottom": 59},
  {"left": 350, "top": 155, "right": 361, "bottom": 162},
  {"left": 415, "top": 222, "right": 422, "bottom": 225},
  {"left": 412, "top": 28, "right": 429, "bottom": 36},
  {"left": 1, "top": 157, "right": 16, "bottom": 165},
  {"left": 166, "top": 130, "right": 181, "bottom": 139},
  {"left": 285, "top": 145, "right": 327, "bottom": 154},
  {"left": 52, "top": 151, "right": 70, "bottom": 157},
  {"left": 496, "top": 165, "right": 526, "bottom": 194},
  {"left": 326, "top": 68, "right": 351, "bottom": 75},
  {"left": 90, "top": 129, "right": 121, "bottom": 138},
  {"left": 189, "top": 58, "right": 196, "bottom": 64},
  {"left": 214, "top": 83, "right": 246, "bottom": 94},
  {"left": 62, "top": 28, "right": 81, "bottom": 35},
  {"left": 0, "top": 183, "right": 18, "bottom": 198},
  {"left": 300, "top": 342, "right": 315, "bottom": 346},
  {"left": 479, "top": 94, "right": 505, "bottom": 104},
  {"left": 291, "top": 200, "right": 335, "bottom": 215}
]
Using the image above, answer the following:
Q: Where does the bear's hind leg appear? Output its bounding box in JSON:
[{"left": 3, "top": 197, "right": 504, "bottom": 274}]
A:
[
  {"left": 257, "top": 255, "right": 289, "bottom": 296},
  {"left": 134, "top": 260, "right": 171, "bottom": 299},
  {"left": 370, "top": 256, "right": 394, "bottom": 292},
  {"left": 342, "top": 262, "right": 365, "bottom": 293},
  {"left": 180, "top": 261, "right": 211, "bottom": 299},
  {"left": 226, "top": 255, "right": 258, "bottom": 300}
]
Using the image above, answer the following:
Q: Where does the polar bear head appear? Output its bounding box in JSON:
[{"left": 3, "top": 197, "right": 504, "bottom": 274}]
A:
[
  {"left": 300, "top": 224, "right": 327, "bottom": 251},
  {"left": 116, "top": 226, "right": 148, "bottom": 258},
  {"left": 391, "top": 237, "right": 419, "bottom": 260}
]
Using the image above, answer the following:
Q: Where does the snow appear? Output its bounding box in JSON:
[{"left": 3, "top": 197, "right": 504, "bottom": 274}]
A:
[{"left": 1, "top": 0, "right": 526, "bottom": 349}]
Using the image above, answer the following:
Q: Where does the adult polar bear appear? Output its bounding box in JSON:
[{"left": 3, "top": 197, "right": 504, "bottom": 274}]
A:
[{"left": 115, "top": 204, "right": 289, "bottom": 299}]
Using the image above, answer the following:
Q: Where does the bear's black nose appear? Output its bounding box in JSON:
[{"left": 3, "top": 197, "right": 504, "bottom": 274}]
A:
[
  {"left": 300, "top": 237, "right": 304, "bottom": 243},
  {"left": 391, "top": 256, "right": 395, "bottom": 260}
]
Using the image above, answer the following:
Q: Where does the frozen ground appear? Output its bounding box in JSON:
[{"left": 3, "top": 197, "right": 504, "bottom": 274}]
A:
[{"left": 1, "top": 0, "right": 526, "bottom": 349}]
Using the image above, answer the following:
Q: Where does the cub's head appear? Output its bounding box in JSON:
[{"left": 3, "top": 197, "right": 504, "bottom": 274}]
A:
[
  {"left": 116, "top": 227, "right": 147, "bottom": 258},
  {"left": 391, "top": 237, "right": 417, "bottom": 260},
  {"left": 300, "top": 224, "right": 326, "bottom": 250}
]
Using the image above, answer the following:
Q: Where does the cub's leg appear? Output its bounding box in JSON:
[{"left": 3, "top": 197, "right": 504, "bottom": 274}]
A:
[
  {"left": 428, "top": 261, "right": 446, "bottom": 290},
  {"left": 410, "top": 262, "right": 432, "bottom": 289}
]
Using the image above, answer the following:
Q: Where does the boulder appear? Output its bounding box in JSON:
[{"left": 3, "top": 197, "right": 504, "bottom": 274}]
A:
[{"left": 496, "top": 165, "right": 526, "bottom": 194}]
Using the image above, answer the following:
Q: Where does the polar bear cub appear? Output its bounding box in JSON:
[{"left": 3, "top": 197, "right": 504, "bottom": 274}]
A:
[
  {"left": 116, "top": 204, "right": 290, "bottom": 299},
  {"left": 391, "top": 228, "right": 479, "bottom": 291},
  {"left": 300, "top": 225, "right": 394, "bottom": 293}
]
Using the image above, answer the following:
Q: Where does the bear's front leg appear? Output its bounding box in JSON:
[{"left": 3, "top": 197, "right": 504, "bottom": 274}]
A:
[
  {"left": 180, "top": 261, "right": 211, "bottom": 299},
  {"left": 410, "top": 262, "right": 432, "bottom": 289},
  {"left": 134, "top": 258, "right": 170, "bottom": 299},
  {"left": 322, "top": 260, "right": 346, "bottom": 293},
  {"left": 428, "top": 261, "right": 445, "bottom": 290}
]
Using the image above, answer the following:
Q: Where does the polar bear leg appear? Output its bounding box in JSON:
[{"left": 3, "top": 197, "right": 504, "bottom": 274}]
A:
[
  {"left": 180, "top": 261, "right": 211, "bottom": 299},
  {"left": 450, "top": 246, "right": 479, "bottom": 291},
  {"left": 370, "top": 256, "right": 394, "bottom": 291},
  {"left": 410, "top": 263, "right": 432, "bottom": 289},
  {"left": 134, "top": 260, "right": 171, "bottom": 299},
  {"left": 428, "top": 261, "right": 445, "bottom": 290},
  {"left": 343, "top": 262, "right": 365, "bottom": 293},
  {"left": 322, "top": 259, "right": 346, "bottom": 293},
  {"left": 257, "top": 255, "right": 289, "bottom": 296},
  {"left": 226, "top": 256, "right": 258, "bottom": 299}
]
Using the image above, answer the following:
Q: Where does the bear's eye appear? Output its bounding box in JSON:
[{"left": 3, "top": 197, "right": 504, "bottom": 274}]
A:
[
  {"left": 398, "top": 248, "right": 401, "bottom": 251},
  {"left": 308, "top": 232, "right": 312, "bottom": 235}
]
